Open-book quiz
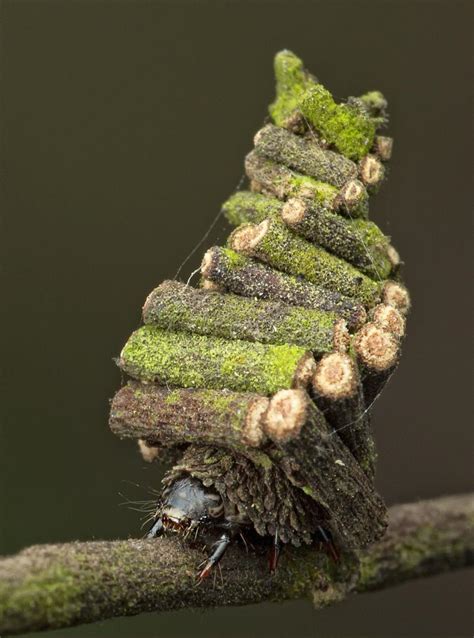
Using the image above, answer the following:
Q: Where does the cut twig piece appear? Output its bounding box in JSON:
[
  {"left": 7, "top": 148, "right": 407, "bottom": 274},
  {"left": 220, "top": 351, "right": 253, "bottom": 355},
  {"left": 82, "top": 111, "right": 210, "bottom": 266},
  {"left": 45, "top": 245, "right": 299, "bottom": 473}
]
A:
[
  {"left": 200, "top": 278, "right": 225, "bottom": 292},
  {"left": 253, "top": 124, "right": 358, "bottom": 187},
  {"left": 312, "top": 353, "right": 376, "bottom": 480},
  {"left": 382, "top": 280, "right": 411, "bottom": 315},
  {"left": 358, "top": 154, "right": 385, "bottom": 191},
  {"left": 245, "top": 151, "right": 368, "bottom": 218},
  {"left": 299, "top": 85, "right": 377, "bottom": 161},
  {"left": 222, "top": 191, "right": 283, "bottom": 226},
  {"left": 143, "top": 280, "right": 348, "bottom": 354},
  {"left": 264, "top": 389, "right": 387, "bottom": 547},
  {"left": 110, "top": 382, "right": 269, "bottom": 451},
  {"left": 136, "top": 439, "right": 183, "bottom": 466},
  {"left": 201, "top": 247, "right": 367, "bottom": 329},
  {"left": 137, "top": 439, "right": 161, "bottom": 463},
  {"left": 226, "top": 193, "right": 393, "bottom": 280},
  {"left": 370, "top": 303, "right": 406, "bottom": 338},
  {"left": 229, "top": 218, "right": 382, "bottom": 307},
  {"left": 386, "top": 245, "right": 401, "bottom": 271},
  {"left": 246, "top": 150, "right": 337, "bottom": 205},
  {"left": 373, "top": 135, "right": 393, "bottom": 161},
  {"left": 281, "top": 197, "right": 393, "bottom": 279},
  {"left": 119, "top": 326, "right": 315, "bottom": 396},
  {"left": 333, "top": 179, "right": 369, "bottom": 217},
  {"left": 268, "top": 49, "right": 312, "bottom": 131},
  {"left": 269, "top": 51, "right": 378, "bottom": 160},
  {"left": 353, "top": 322, "right": 400, "bottom": 407},
  {"left": 357, "top": 90, "right": 388, "bottom": 124}
]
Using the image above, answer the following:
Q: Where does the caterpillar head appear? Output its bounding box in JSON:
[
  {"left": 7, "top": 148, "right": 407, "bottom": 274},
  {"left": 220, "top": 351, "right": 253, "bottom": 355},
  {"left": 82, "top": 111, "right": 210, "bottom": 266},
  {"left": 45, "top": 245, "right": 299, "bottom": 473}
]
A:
[{"left": 158, "top": 477, "right": 224, "bottom": 534}]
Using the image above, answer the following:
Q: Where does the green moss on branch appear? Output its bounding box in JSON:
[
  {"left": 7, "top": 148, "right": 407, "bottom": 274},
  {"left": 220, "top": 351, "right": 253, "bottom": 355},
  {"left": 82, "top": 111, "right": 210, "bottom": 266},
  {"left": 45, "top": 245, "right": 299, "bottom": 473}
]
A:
[{"left": 1, "top": 494, "right": 472, "bottom": 636}]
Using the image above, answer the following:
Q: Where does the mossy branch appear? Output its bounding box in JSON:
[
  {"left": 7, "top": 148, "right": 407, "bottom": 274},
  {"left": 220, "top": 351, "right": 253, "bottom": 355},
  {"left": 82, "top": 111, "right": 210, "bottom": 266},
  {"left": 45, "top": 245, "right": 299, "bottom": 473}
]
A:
[{"left": 1, "top": 494, "right": 473, "bottom": 636}]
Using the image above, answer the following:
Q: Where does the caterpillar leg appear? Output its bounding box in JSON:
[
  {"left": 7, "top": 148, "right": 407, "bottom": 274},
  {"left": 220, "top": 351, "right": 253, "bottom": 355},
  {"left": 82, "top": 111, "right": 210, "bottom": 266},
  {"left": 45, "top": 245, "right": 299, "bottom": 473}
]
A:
[
  {"left": 198, "top": 532, "right": 232, "bottom": 581},
  {"left": 268, "top": 528, "right": 281, "bottom": 573},
  {"left": 147, "top": 517, "right": 163, "bottom": 538},
  {"left": 317, "top": 525, "right": 339, "bottom": 562}
]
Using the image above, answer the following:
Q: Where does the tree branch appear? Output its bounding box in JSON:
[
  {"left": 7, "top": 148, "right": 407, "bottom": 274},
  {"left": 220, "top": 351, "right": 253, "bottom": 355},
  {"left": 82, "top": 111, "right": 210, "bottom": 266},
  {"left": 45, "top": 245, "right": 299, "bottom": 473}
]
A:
[{"left": 0, "top": 494, "right": 472, "bottom": 636}]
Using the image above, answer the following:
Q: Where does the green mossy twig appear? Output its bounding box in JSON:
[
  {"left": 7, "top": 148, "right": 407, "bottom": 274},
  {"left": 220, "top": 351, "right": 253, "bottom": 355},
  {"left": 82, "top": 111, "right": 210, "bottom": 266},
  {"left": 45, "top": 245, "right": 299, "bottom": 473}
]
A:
[
  {"left": 110, "top": 382, "right": 270, "bottom": 451},
  {"left": 281, "top": 197, "right": 393, "bottom": 280},
  {"left": 269, "top": 50, "right": 379, "bottom": 160},
  {"left": 254, "top": 124, "right": 358, "bottom": 187},
  {"left": 119, "top": 325, "right": 315, "bottom": 396},
  {"left": 245, "top": 150, "right": 369, "bottom": 218},
  {"left": 222, "top": 192, "right": 393, "bottom": 281},
  {"left": 142, "top": 280, "right": 346, "bottom": 353},
  {"left": 1, "top": 494, "right": 472, "bottom": 636},
  {"left": 352, "top": 322, "right": 400, "bottom": 407},
  {"left": 312, "top": 352, "right": 376, "bottom": 480},
  {"left": 229, "top": 217, "right": 382, "bottom": 307},
  {"left": 222, "top": 190, "right": 283, "bottom": 226},
  {"left": 264, "top": 390, "right": 386, "bottom": 546},
  {"left": 201, "top": 246, "right": 367, "bottom": 329}
]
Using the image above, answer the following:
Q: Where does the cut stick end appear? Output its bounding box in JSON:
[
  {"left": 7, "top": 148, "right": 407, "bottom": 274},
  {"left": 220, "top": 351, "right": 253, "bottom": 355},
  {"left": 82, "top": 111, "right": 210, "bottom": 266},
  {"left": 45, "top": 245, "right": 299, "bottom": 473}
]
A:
[
  {"left": 249, "top": 179, "right": 264, "bottom": 193},
  {"left": 371, "top": 304, "right": 406, "bottom": 338},
  {"left": 230, "top": 219, "right": 269, "bottom": 255},
  {"left": 264, "top": 389, "right": 309, "bottom": 443},
  {"left": 142, "top": 280, "right": 176, "bottom": 319},
  {"left": 281, "top": 197, "right": 307, "bottom": 225},
  {"left": 387, "top": 245, "right": 401, "bottom": 269},
  {"left": 382, "top": 281, "right": 411, "bottom": 315},
  {"left": 142, "top": 290, "right": 155, "bottom": 319},
  {"left": 294, "top": 353, "right": 317, "bottom": 390},
  {"left": 354, "top": 322, "right": 399, "bottom": 372},
  {"left": 374, "top": 136, "right": 393, "bottom": 162},
  {"left": 243, "top": 397, "right": 270, "bottom": 447},
  {"left": 359, "top": 155, "right": 385, "bottom": 187},
  {"left": 253, "top": 126, "right": 270, "bottom": 147},
  {"left": 333, "top": 319, "right": 350, "bottom": 352},
  {"left": 337, "top": 179, "right": 366, "bottom": 211},
  {"left": 313, "top": 352, "right": 358, "bottom": 400},
  {"left": 200, "top": 278, "right": 224, "bottom": 292},
  {"left": 352, "top": 306, "right": 368, "bottom": 331},
  {"left": 200, "top": 248, "right": 216, "bottom": 279},
  {"left": 138, "top": 439, "right": 160, "bottom": 463},
  {"left": 298, "top": 183, "right": 318, "bottom": 200}
]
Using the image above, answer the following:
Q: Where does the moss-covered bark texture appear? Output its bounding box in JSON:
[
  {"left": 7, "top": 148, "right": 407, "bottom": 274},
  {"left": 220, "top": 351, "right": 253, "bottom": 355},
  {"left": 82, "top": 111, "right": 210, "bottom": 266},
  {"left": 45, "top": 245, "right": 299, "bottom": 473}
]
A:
[
  {"left": 0, "top": 495, "right": 472, "bottom": 636},
  {"left": 143, "top": 280, "right": 342, "bottom": 354},
  {"left": 120, "top": 325, "right": 314, "bottom": 395},
  {"left": 108, "top": 49, "right": 411, "bottom": 569}
]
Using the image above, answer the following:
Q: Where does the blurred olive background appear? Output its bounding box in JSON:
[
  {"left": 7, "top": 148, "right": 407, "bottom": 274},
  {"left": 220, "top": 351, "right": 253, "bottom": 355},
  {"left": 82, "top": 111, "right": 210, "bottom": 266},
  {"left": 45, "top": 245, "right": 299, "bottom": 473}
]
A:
[{"left": 1, "top": 1, "right": 472, "bottom": 636}]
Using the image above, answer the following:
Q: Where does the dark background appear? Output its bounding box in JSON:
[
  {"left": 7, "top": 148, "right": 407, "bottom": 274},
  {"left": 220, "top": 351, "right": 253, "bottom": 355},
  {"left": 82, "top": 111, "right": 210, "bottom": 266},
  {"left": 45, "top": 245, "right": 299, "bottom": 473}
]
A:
[{"left": 1, "top": 1, "right": 472, "bottom": 636}]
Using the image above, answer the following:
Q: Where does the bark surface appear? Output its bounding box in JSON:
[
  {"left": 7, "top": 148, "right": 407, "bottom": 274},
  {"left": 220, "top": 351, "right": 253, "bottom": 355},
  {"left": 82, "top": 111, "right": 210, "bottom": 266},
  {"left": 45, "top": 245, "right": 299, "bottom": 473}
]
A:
[{"left": 1, "top": 494, "right": 472, "bottom": 636}]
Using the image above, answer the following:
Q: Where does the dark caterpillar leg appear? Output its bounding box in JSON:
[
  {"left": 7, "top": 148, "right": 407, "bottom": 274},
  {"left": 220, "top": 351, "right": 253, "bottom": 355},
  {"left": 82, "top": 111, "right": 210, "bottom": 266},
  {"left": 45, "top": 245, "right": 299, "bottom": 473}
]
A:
[
  {"left": 317, "top": 525, "right": 339, "bottom": 562},
  {"left": 147, "top": 518, "right": 163, "bottom": 538},
  {"left": 268, "top": 529, "right": 281, "bottom": 573},
  {"left": 198, "top": 532, "right": 232, "bottom": 581}
]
